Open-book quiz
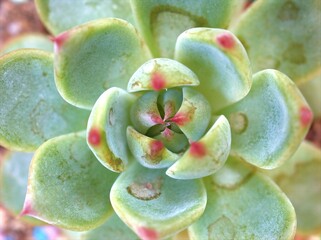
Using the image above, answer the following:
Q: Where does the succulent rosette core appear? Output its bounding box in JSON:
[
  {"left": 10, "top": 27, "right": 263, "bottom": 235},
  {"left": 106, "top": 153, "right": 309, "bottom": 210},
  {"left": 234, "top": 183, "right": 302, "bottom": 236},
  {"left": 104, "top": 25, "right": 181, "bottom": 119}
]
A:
[{"left": 0, "top": 1, "right": 319, "bottom": 239}]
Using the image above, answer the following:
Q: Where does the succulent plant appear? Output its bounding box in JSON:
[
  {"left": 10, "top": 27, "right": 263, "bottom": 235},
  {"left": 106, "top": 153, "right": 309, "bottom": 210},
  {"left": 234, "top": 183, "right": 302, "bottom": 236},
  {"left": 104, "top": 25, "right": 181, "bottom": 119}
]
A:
[{"left": 0, "top": 0, "right": 320, "bottom": 239}]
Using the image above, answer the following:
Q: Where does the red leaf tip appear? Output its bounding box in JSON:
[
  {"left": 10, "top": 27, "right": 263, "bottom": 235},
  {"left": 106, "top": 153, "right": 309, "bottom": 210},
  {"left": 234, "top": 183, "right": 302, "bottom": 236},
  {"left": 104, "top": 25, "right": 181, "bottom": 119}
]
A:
[
  {"left": 171, "top": 113, "right": 189, "bottom": 126},
  {"left": 150, "top": 140, "right": 164, "bottom": 157},
  {"left": 20, "top": 196, "right": 36, "bottom": 217},
  {"left": 52, "top": 31, "right": 69, "bottom": 52},
  {"left": 300, "top": 106, "right": 313, "bottom": 126},
  {"left": 190, "top": 141, "right": 207, "bottom": 158},
  {"left": 137, "top": 226, "right": 159, "bottom": 240},
  {"left": 216, "top": 33, "right": 235, "bottom": 49},
  {"left": 88, "top": 128, "right": 101, "bottom": 146},
  {"left": 151, "top": 72, "right": 166, "bottom": 91}
]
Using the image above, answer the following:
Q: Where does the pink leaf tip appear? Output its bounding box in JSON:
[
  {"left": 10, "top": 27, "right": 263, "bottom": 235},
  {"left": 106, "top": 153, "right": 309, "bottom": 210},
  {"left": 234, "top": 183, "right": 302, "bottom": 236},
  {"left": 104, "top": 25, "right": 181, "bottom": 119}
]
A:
[
  {"left": 137, "top": 226, "right": 159, "bottom": 240},
  {"left": 151, "top": 72, "right": 166, "bottom": 91},
  {"left": 88, "top": 127, "right": 101, "bottom": 146},
  {"left": 20, "top": 195, "right": 36, "bottom": 217},
  {"left": 216, "top": 33, "right": 235, "bottom": 49},
  {"left": 300, "top": 106, "right": 313, "bottom": 126},
  {"left": 150, "top": 140, "right": 164, "bottom": 157},
  {"left": 52, "top": 31, "right": 69, "bottom": 52},
  {"left": 190, "top": 141, "right": 207, "bottom": 158}
]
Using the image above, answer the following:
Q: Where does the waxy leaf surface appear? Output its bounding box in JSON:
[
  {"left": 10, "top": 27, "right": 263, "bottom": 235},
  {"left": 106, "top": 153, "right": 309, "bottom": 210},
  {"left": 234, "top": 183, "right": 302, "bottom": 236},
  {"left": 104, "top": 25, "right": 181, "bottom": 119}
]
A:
[
  {"left": 110, "top": 162, "right": 206, "bottom": 239},
  {"left": 167, "top": 115, "right": 231, "bottom": 179},
  {"left": 23, "top": 132, "right": 118, "bottom": 231},
  {"left": 131, "top": 0, "right": 237, "bottom": 57},
  {"left": 263, "top": 141, "right": 321, "bottom": 234},
  {"left": 87, "top": 87, "right": 136, "bottom": 172},
  {"left": 0, "top": 151, "right": 42, "bottom": 224},
  {"left": 0, "top": 50, "right": 89, "bottom": 151},
  {"left": 232, "top": 0, "right": 321, "bottom": 84},
  {"left": 220, "top": 69, "right": 312, "bottom": 169},
  {"left": 175, "top": 28, "right": 252, "bottom": 112},
  {"left": 81, "top": 213, "right": 140, "bottom": 240},
  {"left": 0, "top": 34, "right": 53, "bottom": 55},
  {"left": 35, "top": 0, "right": 135, "bottom": 34},
  {"left": 54, "top": 18, "right": 151, "bottom": 109},
  {"left": 189, "top": 156, "right": 296, "bottom": 240}
]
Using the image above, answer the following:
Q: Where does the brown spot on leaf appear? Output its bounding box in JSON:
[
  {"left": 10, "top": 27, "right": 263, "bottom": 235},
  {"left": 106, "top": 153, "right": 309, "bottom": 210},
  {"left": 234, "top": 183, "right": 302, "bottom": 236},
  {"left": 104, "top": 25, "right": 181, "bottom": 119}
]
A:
[
  {"left": 127, "top": 177, "right": 163, "bottom": 201},
  {"left": 278, "top": 1, "right": 299, "bottom": 21}
]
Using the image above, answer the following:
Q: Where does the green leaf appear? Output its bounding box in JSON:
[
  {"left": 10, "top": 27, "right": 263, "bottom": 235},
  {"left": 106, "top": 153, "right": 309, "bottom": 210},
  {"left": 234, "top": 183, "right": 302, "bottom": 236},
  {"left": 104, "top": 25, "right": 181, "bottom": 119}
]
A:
[
  {"left": 0, "top": 34, "right": 53, "bottom": 55},
  {"left": 35, "top": 0, "right": 135, "bottom": 34},
  {"left": 175, "top": 28, "right": 252, "bottom": 112},
  {"left": 232, "top": 0, "right": 321, "bottom": 84},
  {"left": 299, "top": 75, "right": 321, "bottom": 119},
  {"left": 110, "top": 162, "right": 206, "bottom": 239},
  {"left": 263, "top": 141, "right": 321, "bottom": 235},
  {"left": 87, "top": 87, "right": 136, "bottom": 172},
  {"left": 81, "top": 213, "right": 140, "bottom": 240},
  {"left": 189, "top": 156, "right": 296, "bottom": 240},
  {"left": 127, "top": 58, "right": 200, "bottom": 92},
  {"left": 130, "top": 91, "right": 162, "bottom": 134},
  {"left": 172, "top": 87, "right": 211, "bottom": 141},
  {"left": 167, "top": 115, "right": 231, "bottom": 179},
  {"left": 54, "top": 18, "right": 151, "bottom": 109},
  {"left": 0, "top": 50, "right": 89, "bottom": 151},
  {"left": 0, "top": 151, "right": 42, "bottom": 225},
  {"left": 22, "top": 132, "right": 118, "bottom": 231},
  {"left": 131, "top": 0, "right": 238, "bottom": 57},
  {"left": 219, "top": 69, "right": 313, "bottom": 169},
  {"left": 127, "top": 126, "right": 180, "bottom": 168}
]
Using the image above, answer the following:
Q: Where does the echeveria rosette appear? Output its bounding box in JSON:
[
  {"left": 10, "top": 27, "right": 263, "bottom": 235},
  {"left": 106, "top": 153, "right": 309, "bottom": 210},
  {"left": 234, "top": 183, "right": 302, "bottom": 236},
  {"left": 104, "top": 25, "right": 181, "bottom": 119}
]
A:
[{"left": 0, "top": 2, "right": 317, "bottom": 240}]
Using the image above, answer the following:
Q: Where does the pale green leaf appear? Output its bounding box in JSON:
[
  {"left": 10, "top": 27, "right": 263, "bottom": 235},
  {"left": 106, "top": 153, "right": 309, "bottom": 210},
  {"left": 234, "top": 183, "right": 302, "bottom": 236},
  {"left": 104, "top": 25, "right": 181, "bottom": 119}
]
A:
[
  {"left": 22, "top": 132, "right": 118, "bottom": 231},
  {"left": 175, "top": 28, "right": 252, "bottom": 112},
  {"left": 232, "top": 0, "right": 321, "bottom": 84},
  {"left": 189, "top": 156, "right": 296, "bottom": 240},
  {"left": 110, "top": 162, "right": 206, "bottom": 239},
  {"left": 131, "top": 0, "right": 238, "bottom": 57},
  {"left": 219, "top": 69, "right": 312, "bottom": 169},
  {"left": 35, "top": 0, "right": 135, "bottom": 34},
  {"left": 0, "top": 50, "right": 89, "bottom": 151},
  {"left": 54, "top": 18, "right": 151, "bottom": 109},
  {"left": 87, "top": 87, "right": 136, "bottom": 172}
]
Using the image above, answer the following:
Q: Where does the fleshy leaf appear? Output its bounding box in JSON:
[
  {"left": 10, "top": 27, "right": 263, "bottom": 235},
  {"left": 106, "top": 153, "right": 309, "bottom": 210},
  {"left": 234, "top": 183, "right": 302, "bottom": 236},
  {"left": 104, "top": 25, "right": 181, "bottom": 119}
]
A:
[
  {"left": 131, "top": 0, "right": 238, "bottom": 57},
  {"left": 0, "top": 151, "right": 42, "bottom": 225},
  {"left": 0, "top": 50, "right": 89, "bottom": 151},
  {"left": 127, "top": 126, "right": 180, "bottom": 169},
  {"left": 81, "top": 213, "right": 139, "bottom": 240},
  {"left": 263, "top": 141, "right": 321, "bottom": 235},
  {"left": 189, "top": 156, "right": 296, "bottom": 240},
  {"left": 175, "top": 28, "right": 252, "bottom": 112},
  {"left": 127, "top": 58, "right": 199, "bottom": 92},
  {"left": 299, "top": 75, "right": 321, "bottom": 119},
  {"left": 219, "top": 69, "right": 313, "bottom": 169},
  {"left": 167, "top": 116, "right": 231, "bottom": 179},
  {"left": 232, "top": 0, "right": 321, "bottom": 84},
  {"left": 110, "top": 162, "right": 207, "bottom": 240},
  {"left": 0, "top": 34, "right": 53, "bottom": 55},
  {"left": 87, "top": 87, "right": 136, "bottom": 172},
  {"left": 54, "top": 18, "right": 151, "bottom": 109},
  {"left": 35, "top": 0, "right": 135, "bottom": 34},
  {"left": 130, "top": 91, "right": 162, "bottom": 134},
  {"left": 22, "top": 132, "right": 118, "bottom": 231},
  {"left": 154, "top": 129, "right": 189, "bottom": 154},
  {"left": 171, "top": 87, "right": 211, "bottom": 141}
]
